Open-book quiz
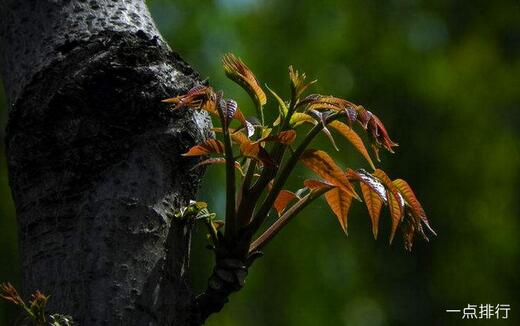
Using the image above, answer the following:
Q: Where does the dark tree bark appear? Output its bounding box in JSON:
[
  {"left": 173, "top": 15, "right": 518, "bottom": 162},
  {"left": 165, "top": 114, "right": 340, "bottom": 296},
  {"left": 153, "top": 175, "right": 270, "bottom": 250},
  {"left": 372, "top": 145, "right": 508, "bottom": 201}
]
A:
[{"left": 0, "top": 1, "right": 211, "bottom": 325}]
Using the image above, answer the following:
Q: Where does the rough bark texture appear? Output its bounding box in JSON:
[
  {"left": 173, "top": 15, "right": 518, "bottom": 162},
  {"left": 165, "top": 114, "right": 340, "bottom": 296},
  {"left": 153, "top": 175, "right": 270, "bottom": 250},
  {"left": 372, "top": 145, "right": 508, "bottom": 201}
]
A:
[{"left": 0, "top": 0, "right": 211, "bottom": 324}]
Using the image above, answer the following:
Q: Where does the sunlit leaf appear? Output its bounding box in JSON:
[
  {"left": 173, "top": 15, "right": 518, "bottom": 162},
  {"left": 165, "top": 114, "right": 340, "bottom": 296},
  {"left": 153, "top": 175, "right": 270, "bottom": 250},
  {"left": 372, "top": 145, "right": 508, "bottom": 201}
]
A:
[
  {"left": 329, "top": 121, "right": 376, "bottom": 170},
  {"left": 289, "top": 66, "right": 316, "bottom": 99},
  {"left": 296, "top": 93, "right": 322, "bottom": 109},
  {"left": 163, "top": 85, "right": 218, "bottom": 116},
  {"left": 304, "top": 179, "right": 351, "bottom": 233},
  {"left": 213, "top": 127, "right": 250, "bottom": 145},
  {"left": 290, "top": 112, "right": 316, "bottom": 127},
  {"left": 191, "top": 157, "right": 226, "bottom": 169},
  {"left": 201, "top": 96, "right": 219, "bottom": 116},
  {"left": 387, "top": 190, "right": 405, "bottom": 244},
  {"left": 232, "top": 131, "right": 250, "bottom": 145},
  {"left": 353, "top": 106, "right": 398, "bottom": 157},
  {"left": 308, "top": 110, "right": 339, "bottom": 151},
  {"left": 354, "top": 105, "right": 372, "bottom": 129},
  {"left": 273, "top": 190, "right": 298, "bottom": 216},
  {"left": 303, "top": 96, "right": 359, "bottom": 125},
  {"left": 240, "top": 142, "right": 277, "bottom": 167},
  {"left": 273, "top": 115, "right": 282, "bottom": 126},
  {"left": 261, "top": 128, "right": 272, "bottom": 139},
  {"left": 306, "top": 102, "right": 342, "bottom": 111},
  {"left": 300, "top": 149, "right": 359, "bottom": 200},
  {"left": 304, "top": 179, "right": 334, "bottom": 190},
  {"left": 325, "top": 188, "right": 353, "bottom": 234},
  {"left": 257, "top": 130, "right": 297, "bottom": 145},
  {"left": 373, "top": 169, "right": 406, "bottom": 242},
  {"left": 182, "top": 139, "right": 225, "bottom": 156},
  {"left": 360, "top": 182, "right": 383, "bottom": 239},
  {"left": 346, "top": 169, "right": 386, "bottom": 201},
  {"left": 162, "top": 84, "right": 205, "bottom": 105},
  {"left": 393, "top": 179, "right": 436, "bottom": 237},
  {"left": 222, "top": 53, "right": 267, "bottom": 108},
  {"left": 232, "top": 108, "right": 255, "bottom": 137},
  {"left": 313, "top": 95, "right": 355, "bottom": 108},
  {"left": 191, "top": 158, "right": 245, "bottom": 176},
  {"left": 266, "top": 84, "right": 288, "bottom": 116},
  {"left": 301, "top": 95, "right": 355, "bottom": 113},
  {"left": 368, "top": 113, "right": 398, "bottom": 153}
]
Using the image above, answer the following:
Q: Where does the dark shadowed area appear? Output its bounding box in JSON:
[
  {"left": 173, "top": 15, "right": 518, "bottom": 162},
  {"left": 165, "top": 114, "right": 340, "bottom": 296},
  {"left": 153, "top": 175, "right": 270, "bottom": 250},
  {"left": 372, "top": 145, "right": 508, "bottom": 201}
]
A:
[{"left": 1, "top": 0, "right": 519, "bottom": 325}]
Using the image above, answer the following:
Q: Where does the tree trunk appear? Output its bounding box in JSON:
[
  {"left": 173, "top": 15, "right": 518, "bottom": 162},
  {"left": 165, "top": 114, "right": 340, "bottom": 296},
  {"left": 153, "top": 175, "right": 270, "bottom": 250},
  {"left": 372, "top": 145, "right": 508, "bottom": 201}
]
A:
[{"left": 0, "top": 1, "right": 211, "bottom": 324}]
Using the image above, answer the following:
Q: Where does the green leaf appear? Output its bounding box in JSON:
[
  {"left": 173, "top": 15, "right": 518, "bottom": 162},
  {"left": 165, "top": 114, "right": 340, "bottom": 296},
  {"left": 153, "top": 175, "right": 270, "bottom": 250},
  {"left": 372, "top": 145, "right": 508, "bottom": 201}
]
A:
[{"left": 266, "top": 84, "right": 288, "bottom": 116}]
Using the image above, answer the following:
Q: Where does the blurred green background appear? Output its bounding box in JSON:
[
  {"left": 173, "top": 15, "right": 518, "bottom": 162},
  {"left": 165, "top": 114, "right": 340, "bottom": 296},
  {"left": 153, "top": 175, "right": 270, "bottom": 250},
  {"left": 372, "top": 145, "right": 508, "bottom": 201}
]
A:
[{"left": 1, "top": 0, "right": 519, "bottom": 325}]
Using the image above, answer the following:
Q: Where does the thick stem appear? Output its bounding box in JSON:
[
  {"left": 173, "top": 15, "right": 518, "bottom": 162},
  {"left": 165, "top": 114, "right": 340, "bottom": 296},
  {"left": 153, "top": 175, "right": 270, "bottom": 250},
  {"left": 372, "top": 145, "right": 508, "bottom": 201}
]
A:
[
  {"left": 236, "top": 159, "right": 257, "bottom": 226},
  {"left": 223, "top": 128, "right": 237, "bottom": 241},
  {"left": 191, "top": 246, "right": 249, "bottom": 325}
]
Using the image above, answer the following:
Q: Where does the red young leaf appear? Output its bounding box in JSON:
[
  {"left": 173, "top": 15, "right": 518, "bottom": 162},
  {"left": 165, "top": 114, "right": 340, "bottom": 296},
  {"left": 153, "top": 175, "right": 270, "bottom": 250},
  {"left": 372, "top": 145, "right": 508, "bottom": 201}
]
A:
[
  {"left": 306, "top": 102, "right": 342, "bottom": 112},
  {"left": 346, "top": 169, "right": 386, "bottom": 201},
  {"left": 329, "top": 121, "right": 376, "bottom": 170},
  {"left": 162, "top": 85, "right": 205, "bottom": 105},
  {"left": 300, "top": 149, "right": 360, "bottom": 200},
  {"left": 360, "top": 182, "right": 384, "bottom": 239},
  {"left": 373, "top": 169, "right": 405, "bottom": 241},
  {"left": 304, "top": 179, "right": 351, "bottom": 233},
  {"left": 163, "top": 85, "right": 216, "bottom": 114},
  {"left": 302, "top": 95, "right": 355, "bottom": 111},
  {"left": 183, "top": 139, "right": 225, "bottom": 156},
  {"left": 387, "top": 191, "right": 404, "bottom": 244},
  {"left": 393, "top": 179, "right": 436, "bottom": 237},
  {"left": 231, "top": 130, "right": 250, "bottom": 145},
  {"left": 186, "top": 84, "right": 207, "bottom": 96},
  {"left": 240, "top": 142, "right": 277, "bottom": 167},
  {"left": 273, "top": 190, "right": 298, "bottom": 216},
  {"left": 232, "top": 108, "right": 255, "bottom": 137},
  {"left": 0, "top": 283, "right": 23, "bottom": 306},
  {"left": 353, "top": 106, "right": 398, "bottom": 158},
  {"left": 324, "top": 188, "right": 353, "bottom": 234},
  {"left": 299, "top": 95, "right": 358, "bottom": 125},
  {"left": 304, "top": 179, "right": 334, "bottom": 190},
  {"left": 355, "top": 105, "right": 372, "bottom": 129},
  {"left": 222, "top": 53, "right": 266, "bottom": 107},
  {"left": 368, "top": 113, "right": 398, "bottom": 153},
  {"left": 201, "top": 98, "right": 219, "bottom": 116},
  {"left": 289, "top": 66, "right": 316, "bottom": 98},
  {"left": 212, "top": 127, "right": 250, "bottom": 145},
  {"left": 308, "top": 110, "right": 340, "bottom": 151},
  {"left": 402, "top": 219, "right": 415, "bottom": 251},
  {"left": 191, "top": 158, "right": 245, "bottom": 176},
  {"left": 212, "top": 126, "right": 277, "bottom": 167},
  {"left": 258, "top": 130, "right": 297, "bottom": 145}
]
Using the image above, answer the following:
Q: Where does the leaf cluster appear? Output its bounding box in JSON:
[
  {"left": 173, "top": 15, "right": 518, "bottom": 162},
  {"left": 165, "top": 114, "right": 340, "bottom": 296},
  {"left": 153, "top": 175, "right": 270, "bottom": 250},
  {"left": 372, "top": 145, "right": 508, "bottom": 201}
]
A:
[
  {"left": 0, "top": 283, "right": 73, "bottom": 325},
  {"left": 164, "top": 53, "right": 435, "bottom": 258}
]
